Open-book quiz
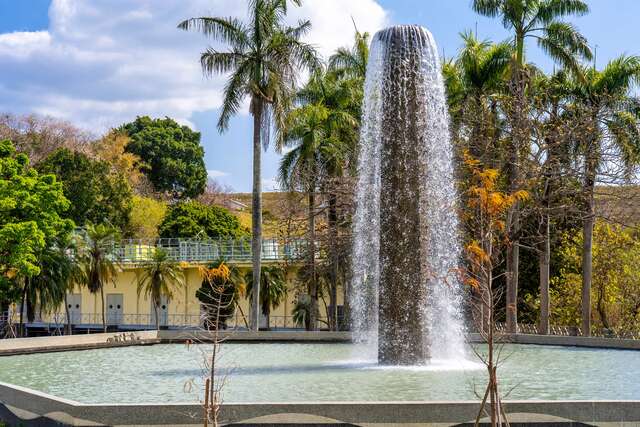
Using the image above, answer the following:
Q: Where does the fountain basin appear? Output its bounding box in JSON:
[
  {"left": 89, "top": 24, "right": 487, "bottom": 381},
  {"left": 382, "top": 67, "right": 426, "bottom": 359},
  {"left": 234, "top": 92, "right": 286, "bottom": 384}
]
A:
[{"left": 0, "top": 342, "right": 638, "bottom": 404}]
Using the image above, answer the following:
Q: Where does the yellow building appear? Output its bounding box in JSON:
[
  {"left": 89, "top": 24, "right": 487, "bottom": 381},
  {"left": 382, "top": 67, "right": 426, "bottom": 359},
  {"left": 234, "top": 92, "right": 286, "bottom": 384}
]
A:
[{"left": 21, "top": 238, "right": 345, "bottom": 333}]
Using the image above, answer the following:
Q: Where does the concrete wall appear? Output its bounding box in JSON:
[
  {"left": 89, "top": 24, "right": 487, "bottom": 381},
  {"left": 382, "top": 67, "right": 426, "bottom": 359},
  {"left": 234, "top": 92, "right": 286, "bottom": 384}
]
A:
[
  {"left": 1, "top": 381, "right": 640, "bottom": 426},
  {"left": 27, "top": 264, "right": 345, "bottom": 329}
]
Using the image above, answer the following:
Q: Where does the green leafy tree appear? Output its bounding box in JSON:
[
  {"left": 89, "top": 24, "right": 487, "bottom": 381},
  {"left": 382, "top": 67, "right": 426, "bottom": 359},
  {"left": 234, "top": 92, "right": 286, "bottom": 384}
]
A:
[
  {"left": 135, "top": 248, "right": 184, "bottom": 330},
  {"left": 179, "top": 0, "right": 320, "bottom": 330},
  {"left": 158, "top": 201, "right": 247, "bottom": 239},
  {"left": 38, "top": 148, "right": 133, "bottom": 231},
  {"left": 245, "top": 266, "right": 287, "bottom": 329},
  {"left": 0, "top": 140, "right": 73, "bottom": 334},
  {"left": 78, "top": 223, "right": 120, "bottom": 332},
  {"left": 120, "top": 116, "right": 207, "bottom": 199}
]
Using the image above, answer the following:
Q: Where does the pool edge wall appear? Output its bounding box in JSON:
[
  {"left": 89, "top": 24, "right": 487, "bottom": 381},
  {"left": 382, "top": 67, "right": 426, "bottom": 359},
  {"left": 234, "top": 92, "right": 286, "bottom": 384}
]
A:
[{"left": 1, "top": 381, "right": 640, "bottom": 426}]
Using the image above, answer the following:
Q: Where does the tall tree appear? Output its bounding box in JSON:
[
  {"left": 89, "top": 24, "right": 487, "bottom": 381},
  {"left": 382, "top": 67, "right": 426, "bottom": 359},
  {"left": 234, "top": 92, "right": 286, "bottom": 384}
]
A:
[
  {"left": 472, "top": 0, "right": 592, "bottom": 332},
  {"left": 135, "top": 248, "right": 185, "bottom": 330},
  {"left": 279, "top": 69, "right": 359, "bottom": 330},
  {"left": 568, "top": 56, "right": 640, "bottom": 335},
  {"left": 179, "top": 0, "right": 319, "bottom": 330},
  {"left": 443, "top": 32, "right": 511, "bottom": 163},
  {"left": 79, "top": 223, "right": 120, "bottom": 332},
  {"left": 0, "top": 139, "right": 73, "bottom": 335},
  {"left": 38, "top": 148, "right": 133, "bottom": 231},
  {"left": 120, "top": 116, "right": 207, "bottom": 199},
  {"left": 329, "top": 30, "right": 370, "bottom": 82}
]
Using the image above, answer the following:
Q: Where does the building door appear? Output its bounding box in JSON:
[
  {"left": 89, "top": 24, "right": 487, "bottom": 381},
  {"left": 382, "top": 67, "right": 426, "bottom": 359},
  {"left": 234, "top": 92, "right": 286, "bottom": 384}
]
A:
[
  {"left": 67, "top": 294, "right": 82, "bottom": 324},
  {"left": 106, "top": 294, "right": 123, "bottom": 325},
  {"left": 150, "top": 296, "right": 169, "bottom": 327}
]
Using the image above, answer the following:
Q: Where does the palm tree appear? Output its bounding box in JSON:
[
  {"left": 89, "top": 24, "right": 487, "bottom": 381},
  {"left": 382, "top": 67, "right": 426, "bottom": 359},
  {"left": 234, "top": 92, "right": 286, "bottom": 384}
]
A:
[
  {"left": 27, "top": 235, "right": 85, "bottom": 335},
  {"left": 529, "top": 70, "right": 574, "bottom": 334},
  {"left": 278, "top": 70, "right": 358, "bottom": 330},
  {"left": 245, "top": 266, "right": 287, "bottom": 329},
  {"left": 179, "top": 0, "right": 320, "bottom": 331},
  {"left": 135, "top": 248, "right": 184, "bottom": 330},
  {"left": 19, "top": 246, "right": 70, "bottom": 337},
  {"left": 329, "top": 30, "right": 369, "bottom": 82},
  {"left": 472, "top": 0, "right": 591, "bottom": 71},
  {"left": 472, "top": 0, "right": 592, "bottom": 332},
  {"left": 443, "top": 32, "right": 512, "bottom": 162},
  {"left": 567, "top": 56, "right": 640, "bottom": 335},
  {"left": 79, "top": 223, "right": 120, "bottom": 332}
]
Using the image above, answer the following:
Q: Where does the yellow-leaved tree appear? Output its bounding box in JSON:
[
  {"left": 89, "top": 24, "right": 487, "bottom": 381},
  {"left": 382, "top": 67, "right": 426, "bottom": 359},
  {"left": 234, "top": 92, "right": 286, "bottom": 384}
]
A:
[
  {"left": 463, "top": 152, "right": 528, "bottom": 427},
  {"left": 551, "top": 222, "right": 640, "bottom": 334}
]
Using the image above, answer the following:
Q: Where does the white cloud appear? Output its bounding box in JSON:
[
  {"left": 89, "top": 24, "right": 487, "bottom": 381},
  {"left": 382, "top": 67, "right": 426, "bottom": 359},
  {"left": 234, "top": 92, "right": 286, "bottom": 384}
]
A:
[
  {"left": 207, "top": 169, "right": 228, "bottom": 178},
  {"left": 0, "top": 0, "right": 387, "bottom": 133}
]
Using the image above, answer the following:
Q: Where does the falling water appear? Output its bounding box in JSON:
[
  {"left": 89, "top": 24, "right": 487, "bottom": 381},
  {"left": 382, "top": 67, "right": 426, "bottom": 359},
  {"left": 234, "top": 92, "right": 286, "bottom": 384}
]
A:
[{"left": 350, "top": 25, "right": 465, "bottom": 364}]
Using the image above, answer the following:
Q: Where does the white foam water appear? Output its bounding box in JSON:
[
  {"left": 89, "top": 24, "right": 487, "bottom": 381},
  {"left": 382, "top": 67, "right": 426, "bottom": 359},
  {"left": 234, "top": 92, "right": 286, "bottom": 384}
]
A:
[{"left": 350, "top": 25, "right": 466, "bottom": 364}]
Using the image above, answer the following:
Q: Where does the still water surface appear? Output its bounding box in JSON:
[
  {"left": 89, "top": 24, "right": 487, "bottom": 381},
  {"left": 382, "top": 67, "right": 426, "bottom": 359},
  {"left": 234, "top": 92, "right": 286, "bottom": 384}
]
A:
[{"left": 0, "top": 343, "right": 636, "bottom": 403}]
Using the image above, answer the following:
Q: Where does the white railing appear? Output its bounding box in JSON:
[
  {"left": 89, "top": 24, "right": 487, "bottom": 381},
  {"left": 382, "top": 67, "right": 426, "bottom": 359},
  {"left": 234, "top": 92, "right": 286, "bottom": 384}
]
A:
[
  {"left": 493, "top": 322, "right": 640, "bottom": 340},
  {"left": 18, "top": 312, "right": 334, "bottom": 331},
  {"left": 103, "top": 238, "right": 307, "bottom": 265}
]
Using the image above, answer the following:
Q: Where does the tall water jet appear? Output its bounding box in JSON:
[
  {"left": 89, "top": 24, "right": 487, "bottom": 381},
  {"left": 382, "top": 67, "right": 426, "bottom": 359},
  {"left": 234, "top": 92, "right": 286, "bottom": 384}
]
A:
[{"left": 350, "top": 25, "right": 465, "bottom": 365}]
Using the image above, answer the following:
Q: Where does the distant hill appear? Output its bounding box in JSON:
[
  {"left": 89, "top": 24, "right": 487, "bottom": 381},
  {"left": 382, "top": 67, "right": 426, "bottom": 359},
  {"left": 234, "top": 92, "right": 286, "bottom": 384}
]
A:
[
  {"left": 221, "top": 192, "right": 308, "bottom": 238},
  {"left": 596, "top": 186, "right": 640, "bottom": 226}
]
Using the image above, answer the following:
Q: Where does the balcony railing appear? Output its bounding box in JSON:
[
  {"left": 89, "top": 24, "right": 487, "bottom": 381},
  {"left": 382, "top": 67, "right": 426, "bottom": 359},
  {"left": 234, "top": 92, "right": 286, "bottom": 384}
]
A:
[
  {"left": 104, "top": 238, "right": 307, "bottom": 265},
  {"left": 11, "top": 312, "right": 332, "bottom": 332}
]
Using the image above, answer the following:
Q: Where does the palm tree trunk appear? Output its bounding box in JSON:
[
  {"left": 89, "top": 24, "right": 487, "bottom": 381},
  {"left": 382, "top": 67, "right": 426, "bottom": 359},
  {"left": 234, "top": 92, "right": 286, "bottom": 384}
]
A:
[
  {"left": 19, "top": 280, "right": 27, "bottom": 337},
  {"left": 307, "top": 182, "right": 318, "bottom": 331},
  {"left": 539, "top": 213, "right": 550, "bottom": 335},
  {"left": 250, "top": 99, "right": 263, "bottom": 332},
  {"left": 581, "top": 145, "right": 597, "bottom": 337},
  {"left": 100, "top": 286, "right": 107, "bottom": 333},
  {"left": 506, "top": 60, "right": 526, "bottom": 335},
  {"left": 328, "top": 192, "right": 339, "bottom": 331},
  {"left": 582, "top": 186, "right": 595, "bottom": 337},
  {"left": 154, "top": 302, "right": 160, "bottom": 331}
]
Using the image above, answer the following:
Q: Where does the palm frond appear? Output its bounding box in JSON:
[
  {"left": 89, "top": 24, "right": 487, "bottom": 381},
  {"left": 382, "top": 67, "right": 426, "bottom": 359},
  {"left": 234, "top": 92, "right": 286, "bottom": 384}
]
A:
[
  {"left": 200, "top": 50, "right": 246, "bottom": 77},
  {"left": 535, "top": 0, "right": 589, "bottom": 24},
  {"left": 178, "top": 17, "right": 249, "bottom": 48},
  {"left": 472, "top": 0, "right": 504, "bottom": 17}
]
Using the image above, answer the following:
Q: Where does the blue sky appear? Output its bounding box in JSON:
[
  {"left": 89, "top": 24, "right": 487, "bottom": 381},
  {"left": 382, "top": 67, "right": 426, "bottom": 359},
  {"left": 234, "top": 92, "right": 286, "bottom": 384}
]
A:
[{"left": 1, "top": 0, "right": 639, "bottom": 192}]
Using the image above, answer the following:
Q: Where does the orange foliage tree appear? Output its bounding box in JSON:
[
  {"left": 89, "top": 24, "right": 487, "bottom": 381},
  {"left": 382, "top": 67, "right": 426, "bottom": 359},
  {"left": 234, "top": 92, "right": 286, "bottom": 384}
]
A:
[{"left": 463, "top": 152, "right": 528, "bottom": 427}]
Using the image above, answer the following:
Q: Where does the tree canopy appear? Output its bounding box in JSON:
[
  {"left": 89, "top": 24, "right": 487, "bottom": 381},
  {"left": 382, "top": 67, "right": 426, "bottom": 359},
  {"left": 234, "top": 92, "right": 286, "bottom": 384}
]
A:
[
  {"left": 120, "top": 116, "right": 207, "bottom": 199},
  {"left": 0, "top": 140, "right": 72, "bottom": 300},
  {"left": 38, "top": 148, "right": 133, "bottom": 231},
  {"left": 158, "top": 200, "right": 247, "bottom": 239}
]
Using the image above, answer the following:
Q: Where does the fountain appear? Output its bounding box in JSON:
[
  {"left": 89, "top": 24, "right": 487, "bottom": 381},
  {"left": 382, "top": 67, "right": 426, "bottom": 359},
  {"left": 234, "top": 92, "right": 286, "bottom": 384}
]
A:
[{"left": 351, "top": 25, "right": 465, "bottom": 365}]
